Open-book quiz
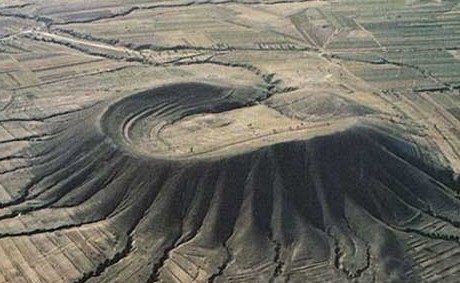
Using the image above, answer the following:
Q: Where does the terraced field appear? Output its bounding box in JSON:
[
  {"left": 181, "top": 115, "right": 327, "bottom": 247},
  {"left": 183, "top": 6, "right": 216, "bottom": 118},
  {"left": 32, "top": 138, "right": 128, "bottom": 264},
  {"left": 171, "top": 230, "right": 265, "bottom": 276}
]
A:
[{"left": 1, "top": 0, "right": 460, "bottom": 282}]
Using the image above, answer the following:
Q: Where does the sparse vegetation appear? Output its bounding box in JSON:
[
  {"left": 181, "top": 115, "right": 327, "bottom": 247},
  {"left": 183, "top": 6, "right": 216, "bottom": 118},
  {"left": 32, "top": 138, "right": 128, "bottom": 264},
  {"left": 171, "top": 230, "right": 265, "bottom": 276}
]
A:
[{"left": 1, "top": 0, "right": 460, "bottom": 282}]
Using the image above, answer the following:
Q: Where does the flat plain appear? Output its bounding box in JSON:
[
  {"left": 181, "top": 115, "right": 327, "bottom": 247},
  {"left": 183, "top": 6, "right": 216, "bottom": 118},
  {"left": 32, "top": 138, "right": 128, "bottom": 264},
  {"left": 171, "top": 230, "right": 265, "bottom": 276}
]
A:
[{"left": 1, "top": 0, "right": 460, "bottom": 282}]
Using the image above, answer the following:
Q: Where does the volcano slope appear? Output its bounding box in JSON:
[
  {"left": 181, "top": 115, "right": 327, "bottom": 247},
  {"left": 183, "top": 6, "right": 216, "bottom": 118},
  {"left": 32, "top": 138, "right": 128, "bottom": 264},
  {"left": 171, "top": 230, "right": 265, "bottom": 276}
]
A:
[{"left": 1, "top": 82, "right": 460, "bottom": 283}]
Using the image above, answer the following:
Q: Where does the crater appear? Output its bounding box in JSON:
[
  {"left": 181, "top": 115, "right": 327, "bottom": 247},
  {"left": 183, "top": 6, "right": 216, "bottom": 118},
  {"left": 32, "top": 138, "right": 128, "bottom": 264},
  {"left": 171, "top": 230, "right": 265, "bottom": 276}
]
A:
[
  {"left": 100, "top": 82, "right": 364, "bottom": 159},
  {"left": 100, "top": 82, "right": 271, "bottom": 159}
]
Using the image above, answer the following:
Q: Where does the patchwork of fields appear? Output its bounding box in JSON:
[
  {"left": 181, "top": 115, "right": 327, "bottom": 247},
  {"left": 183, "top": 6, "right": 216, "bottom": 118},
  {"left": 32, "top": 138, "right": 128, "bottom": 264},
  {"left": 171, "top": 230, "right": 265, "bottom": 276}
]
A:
[{"left": 1, "top": 0, "right": 460, "bottom": 282}]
